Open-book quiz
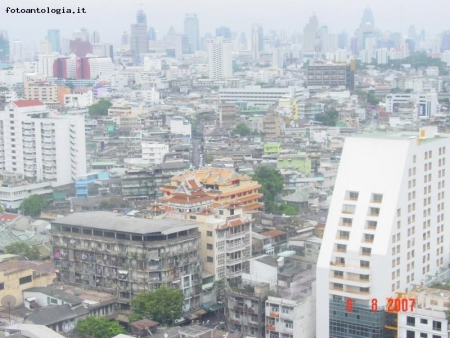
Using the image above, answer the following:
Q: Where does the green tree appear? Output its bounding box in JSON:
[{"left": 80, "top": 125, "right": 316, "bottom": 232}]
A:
[
  {"left": 130, "top": 286, "right": 184, "bottom": 325},
  {"left": 205, "top": 155, "right": 214, "bottom": 164},
  {"left": 230, "top": 123, "right": 251, "bottom": 137},
  {"left": 366, "top": 91, "right": 380, "bottom": 105},
  {"left": 20, "top": 194, "right": 49, "bottom": 217},
  {"left": 88, "top": 98, "right": 113, "bottom": 116},
  {"left": 5, "top": 242, "right": 41, "bottom": 260},
  {"left": 314, "top": 109, "right": 339, "bottom": 126},
  {"left": 252, "top": 167, "right": 285, "bottom": 213},
  {"left": 75, "top": 316, "right": 125, "bottom": 338}
]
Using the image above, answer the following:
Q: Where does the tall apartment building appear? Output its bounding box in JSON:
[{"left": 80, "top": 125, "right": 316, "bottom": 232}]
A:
[
  {"left": 0, "top": 100, "right": 86, "bottom": 185},
  {"left": 306, "top": 63, "right": 355, "bottom": 91},
  {"left": 50, "top": 211, "right": 202, "bottom": 311},
  {"left": 195, "top": 202, "right": 252, "bottom": 283},
  {"left": 316, "top": 127, "right": 450, "bottom": 338},
  {"left": 225, "top": 280, "right": 270, "bottom": 337},
  {"left": 207, "top": 37, "right": 232, "bottom": 80},
  {"left": 218, "top": 103, "right": 237, "bottom": 128}
]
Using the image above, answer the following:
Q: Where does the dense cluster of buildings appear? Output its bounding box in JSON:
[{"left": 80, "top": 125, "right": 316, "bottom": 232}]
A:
[{"left": 1, "top": 6, "right": 450, "bottom": 338}]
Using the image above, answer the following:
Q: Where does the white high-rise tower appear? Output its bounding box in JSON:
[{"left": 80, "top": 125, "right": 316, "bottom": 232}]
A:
[
  {"left": 317, "top": 127, "right": 450, "bottom": 338},
  {"left": 207, "top": 37, "right": 232, "bottom": 80}
]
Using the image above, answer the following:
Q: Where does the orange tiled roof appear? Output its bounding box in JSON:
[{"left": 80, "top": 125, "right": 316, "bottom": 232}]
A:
[{"left": 261, "top": 229, "right": 286, "bottom": 238}]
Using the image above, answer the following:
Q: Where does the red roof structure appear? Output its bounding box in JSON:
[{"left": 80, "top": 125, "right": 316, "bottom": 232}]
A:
[{"left": 13, "top": 100, "right": 44, "bottom": 107}]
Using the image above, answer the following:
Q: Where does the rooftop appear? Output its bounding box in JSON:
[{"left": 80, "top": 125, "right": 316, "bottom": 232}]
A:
[
  {"left": 24, "top": 286, "right": 82, "bottom": 305},
  {"left": 0, "top": 260, "right": 54, "bottom": 276},
  {"left": 13, "top": 100, "right": 45, "bottom": 108},
  {"left": 52, "top": 211, "right": 198, "bottom": 235}
]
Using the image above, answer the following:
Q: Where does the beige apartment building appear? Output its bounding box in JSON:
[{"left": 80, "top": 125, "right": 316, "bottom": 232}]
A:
[
  {"left": 0, "top": 259, "right": 56, "bottom": 306},
  {"left": 24, "top": 81, "right": 70, "bottom": 107}
]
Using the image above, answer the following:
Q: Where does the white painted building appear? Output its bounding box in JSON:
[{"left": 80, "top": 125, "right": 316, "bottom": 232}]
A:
[
  {"left": 0, "top": 100, "right": 86, "bottom": 185},
  {"left": 37, "top": 54, "right": 59, "bottom": 78},
  {"left": 0, "top": 180, "right": 53, "bottom": 209},
  {"left": 0, "top": 68, "right": 26, "bottom": 85},
  {"left": 88, "top": 57, "right": 114, "bottom": 80},
  {"left": 385, "top": 93, "right": 438, "bottom": 118},
  {"left": 316, "top": 127, "right": 450, "bottom": 337},
  {"left": 207, "top": 37, "right": 232, "bottom": 80},
  {"left": 141, "top": 142, "right": 169, "bottom": 165},
  {"left": 170, "top": 116, "right": 191, "bottom": 138},
  {"left": 219, "top": 86, "right": 305, "bottom": 107},
  {"left": 64, "top": 89, "right": 93, "bottom": 108},
  {"left": 397, "top": 285, "right": 450, "bottom": 338},
  {"left": 377, "top": 48, "right": 389, "bottom": 65}
]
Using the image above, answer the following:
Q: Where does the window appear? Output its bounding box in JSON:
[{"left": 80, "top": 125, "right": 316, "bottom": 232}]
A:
[
  {"left": 207, "top": 256, "right": 213, "bottom": 263},
  {"left": 19, "top": 275, "right": 32, "bottom": 285},
  {"left": 207, "top": 244, "right": 213, "bottom": 250},
  {"left": 419, "top": 334, "right": 427, "bottom": 338},
  {"left": 360, "top": 261, "right": 370, "bottom": 268},
  {"left": 407, "top": 316, "right": 415, "bottom": 326},
  {"left": 362, "top": 247, "right": 371, "bottom": 256},
  {"left": 207, "top": 231, "right": 213, "bottom": 237},
  {"left": 349, "top": 191, "right": 359, "bottom": 201},
  {"left": 432, "top": 321, "right": 441, "bottom": 331},
  {"left": 285, "top": 321, "right": 293, "bottom": 328},
  {"left": 334, "top": 271, "right": 344, "bottom": 278},
  {"left": 372, "top": 194, "right": 383, "bottom": 203},
  {"left": 406, "top": 331, "right": 415, "bottom": 338},
  {"left": 420, "top": 318, "right": 428, "bottom": 324},
  {"left": 360, "top": 274, "right": 369, "bottom": 280},
  {"left": 0, "top": 282, "right": 3, "bottom": 290}
]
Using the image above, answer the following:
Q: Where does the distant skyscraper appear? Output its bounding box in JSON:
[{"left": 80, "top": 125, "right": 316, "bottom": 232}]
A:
[
  {"left": 174, "top": 34, "right": 190, "bottom": 60},
  {"left": 207, "top": 37, "right": 232, "bottom": 79},
  {"left": 148, "top": 27, "right": 156, "bottom": 41},
  {"left": 130, "top": 10, "right": 149, "bottom": 58},
  {"left": 251, "top": 23, "right": 263, "bottom": 60},
  {"left": 184, "top": 13, "right": 200, "bottom": 52},
  {"left": 69, "top": 39, "right": 93, "bottom": 57},
  {"left": 137, "top": 10, "right": 147, "bottom": 24},
  {"left": 47, "top": 29, "right": 61, "bottom": 53},
  {"left": 0, "top": 30, "right": 10, "bottom": 62},
  {"left": 361, "top": 6, "right": 374, "bottom": 27},
  {"left": 441, "top": 31, "right": 450, "bottom": 52},
  {"left": 338, "top": 31, "right": 348, "bottom": 49},
  {"left": 11, "top": 40, "right": 23, "bottom": 62},
  {"left": 356, "top": 7, "right": 375, "bottom": 51},
  {"left": 216, "top": 26, "right": 232, "bottom": 39},
  {"left": 408, "top": 25, "right": 417, "bottom": 41},
  {"left": 91, "top": 31, "right": 101, "bottom": 44},
  {"left": 303, "top": 14, "right": 319, "bottom": 52},
  {"left": 121, "top": 31, "right": 129, "bottom": 47}
]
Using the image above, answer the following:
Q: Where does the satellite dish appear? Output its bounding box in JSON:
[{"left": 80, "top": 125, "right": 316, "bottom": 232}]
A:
[
  {"left": 1, "top": 295, "right": 16, "bottom": 309},
  {"left": 164, "top": 334, "right": 168, "bottom": 338}
]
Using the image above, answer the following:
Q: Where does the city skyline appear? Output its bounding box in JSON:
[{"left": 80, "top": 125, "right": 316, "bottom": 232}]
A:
[{"left": 1, "top": 0, "right": 449, "bottom": 48}]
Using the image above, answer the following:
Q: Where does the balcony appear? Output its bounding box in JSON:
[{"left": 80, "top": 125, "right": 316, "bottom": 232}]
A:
[
  {"left": 226, "top": 242, "right": 246, "bottom": 252},
  {"left": 227, "top": 256, "right": 246, "bottom": 265},
  {"left": 227, "top": 270, "right": 243, "bottom": 277},
  {"left": 226, "top": 231, "right": 246, "bottom": 240},
  {"left": 266, "top": 325, "right": 276, "bottom": 331},
  {"left": 283, "top": 328, "right": 294, "bottom": 335},
  {"left": 268, "top": 311, "right": 279, "bottom": 318}
]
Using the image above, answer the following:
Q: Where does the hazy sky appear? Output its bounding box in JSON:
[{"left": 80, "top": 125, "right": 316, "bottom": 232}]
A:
[{"left": 1, "top": 0, "right": 448, "bottom": 47}]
